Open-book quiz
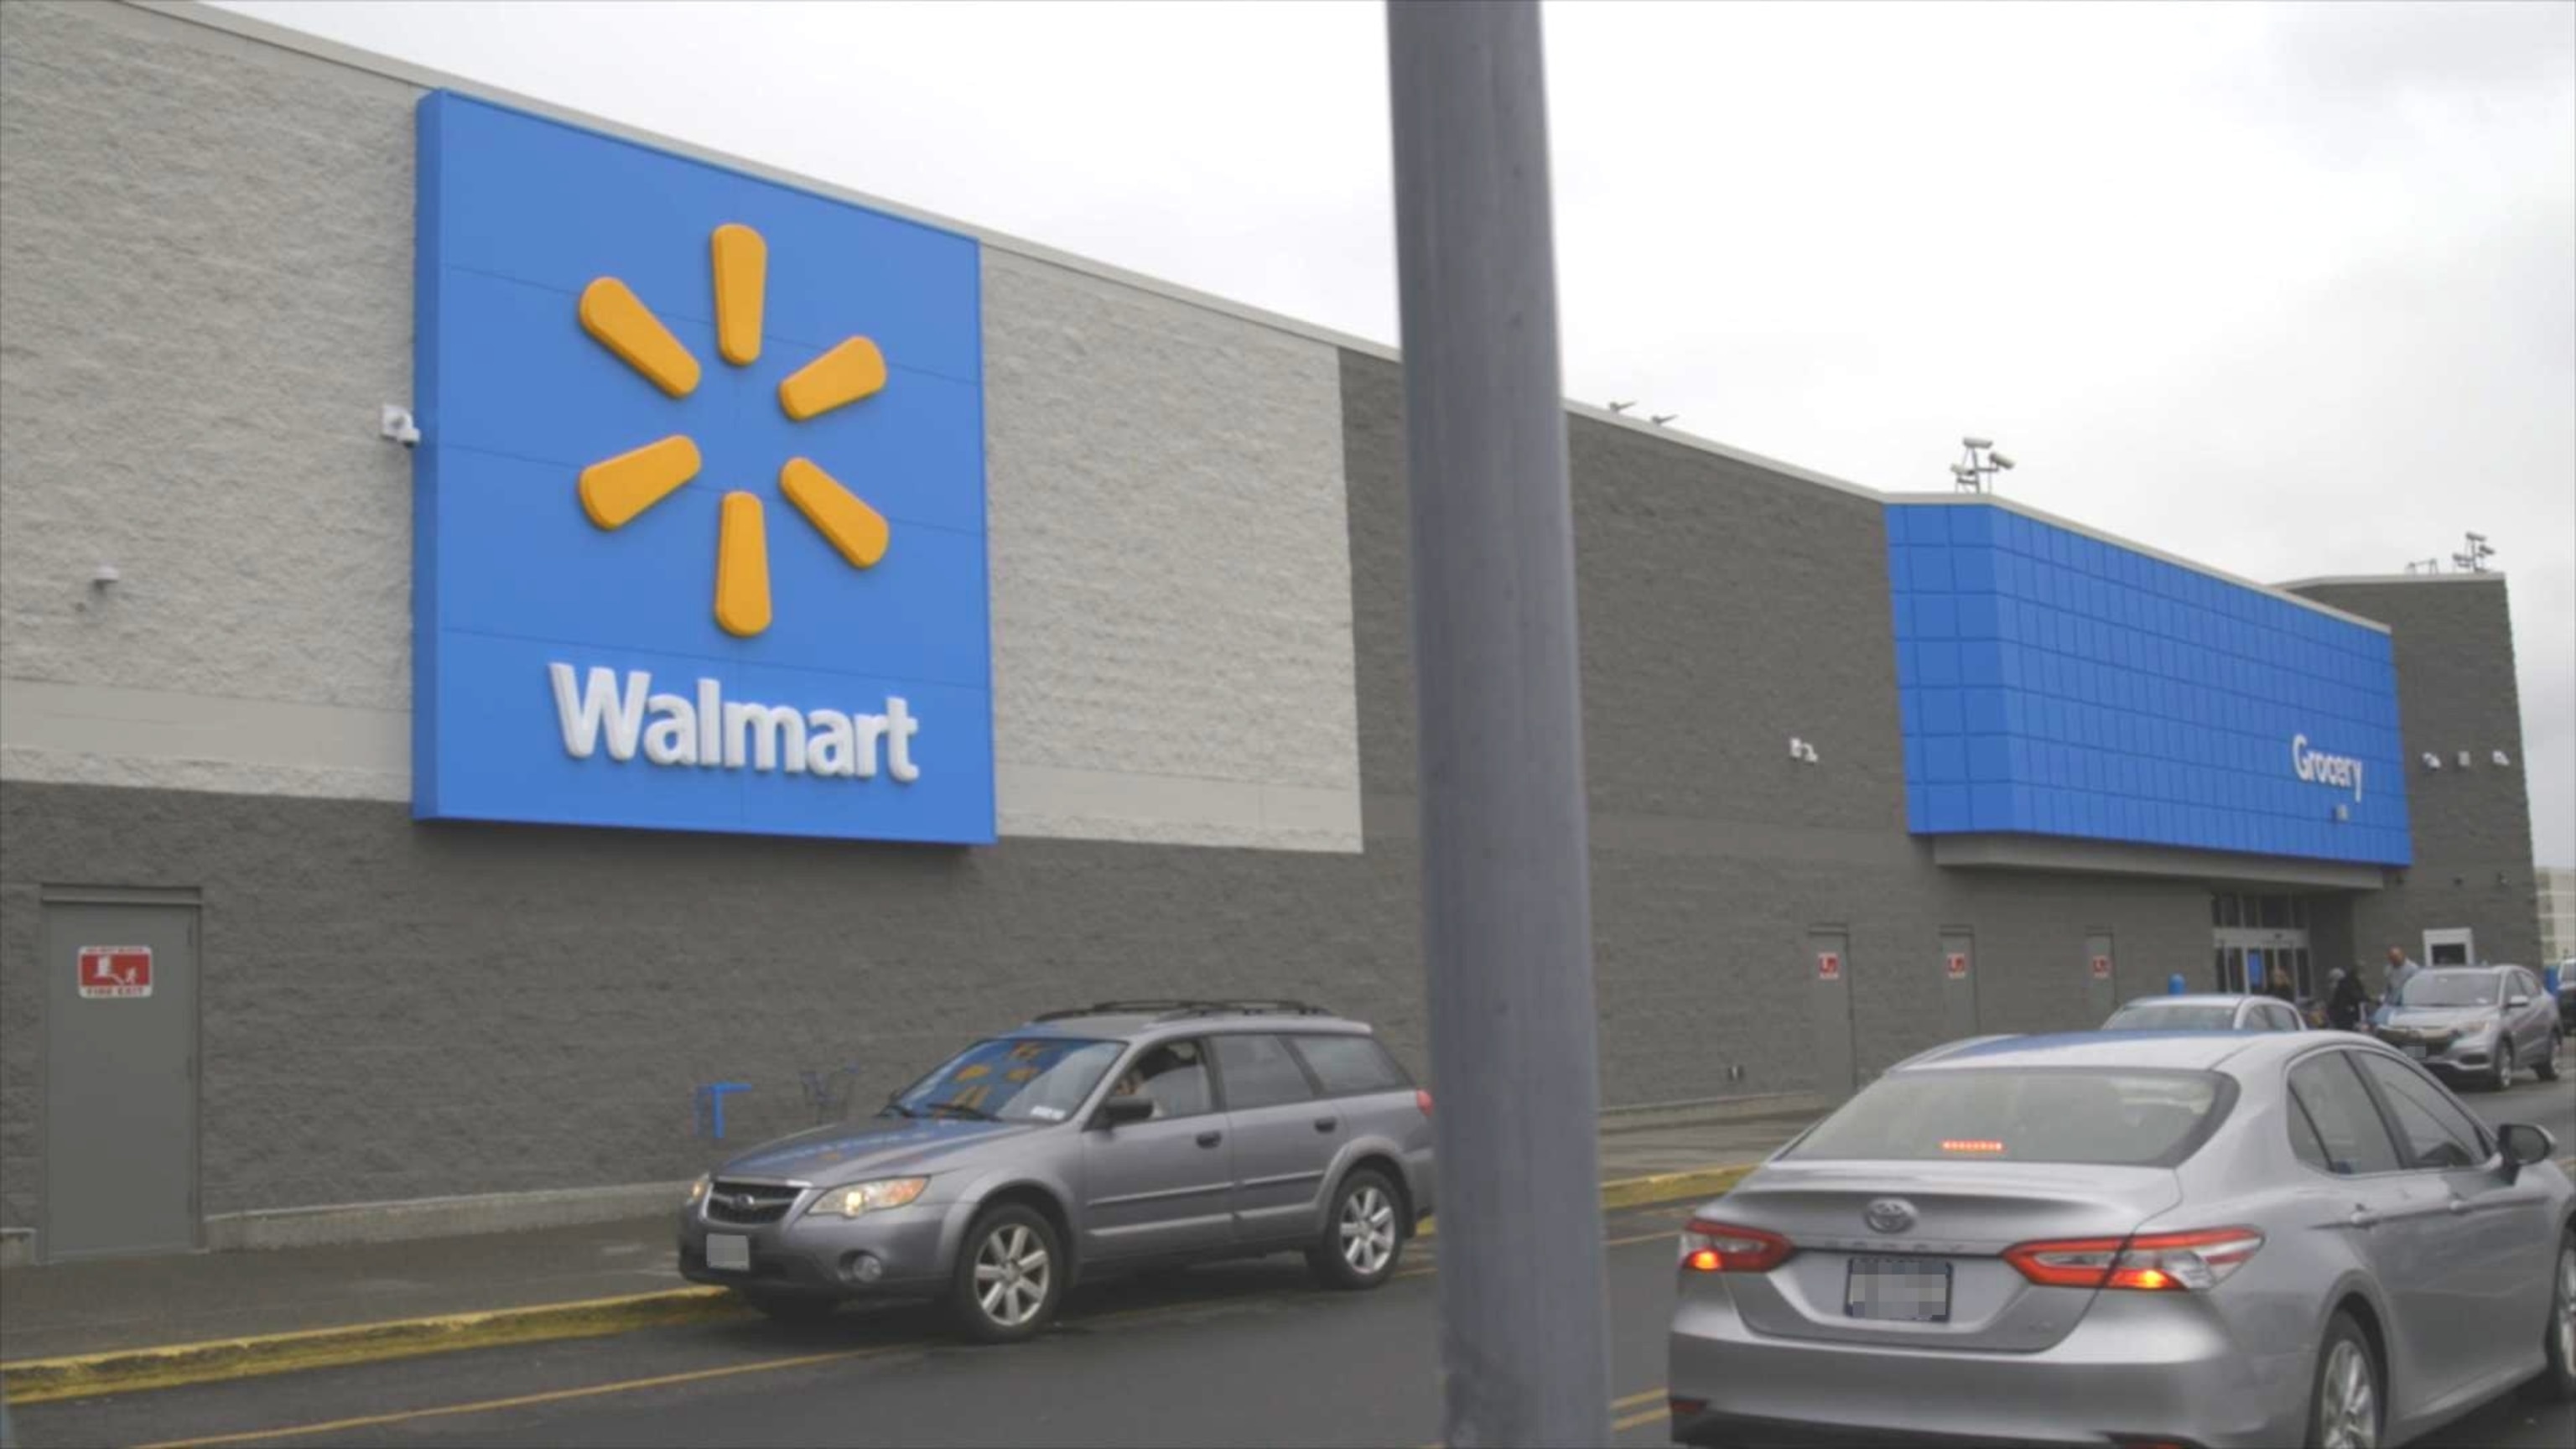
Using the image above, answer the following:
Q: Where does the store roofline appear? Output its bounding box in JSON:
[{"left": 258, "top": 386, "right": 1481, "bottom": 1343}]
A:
[
  {"left": 2273, "top": 573, "right": 2508, "bottom": 589},
  {"left": 1883, "top": 495, "right": 2392, "bottom": 635},
  {"left": 150, "top": 0, "right": 2397, "bottom": 640}
]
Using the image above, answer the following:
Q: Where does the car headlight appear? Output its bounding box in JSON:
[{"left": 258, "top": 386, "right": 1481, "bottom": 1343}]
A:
[
  {"left": 807, "top": 1177, "right": 930, "bottom": 1219},
  {"left": 685, "top": 1174, "right": 710, "bottom": 1207}
]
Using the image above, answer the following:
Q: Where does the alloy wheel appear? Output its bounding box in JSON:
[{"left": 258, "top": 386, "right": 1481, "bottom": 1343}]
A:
[
  {"left": 2496, "top": 1042, "right": 2515, "bottom": 1091},
  {"left": 972, "top": 1222, "right": 1051, "bottom": 1327},
  {"left": 2319, "top": 1337, "right": 2378, "bottom": 1449},
  {"left": 1339, "top": 1184, "right": 1398, "bottom": 1275}
]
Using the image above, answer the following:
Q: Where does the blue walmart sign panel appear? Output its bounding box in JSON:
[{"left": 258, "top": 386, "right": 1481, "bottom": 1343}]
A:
[
  {"left": 1887, "top": 503, "right": 2409, "bottom": 865},
  {"left": 412, "top": 93, "right": 995, "bottom": 843}
]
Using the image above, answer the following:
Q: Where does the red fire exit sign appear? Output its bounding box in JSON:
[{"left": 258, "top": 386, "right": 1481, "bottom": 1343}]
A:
[{"left": 77, "top": 946, "right": 153, "bottom": 1000}]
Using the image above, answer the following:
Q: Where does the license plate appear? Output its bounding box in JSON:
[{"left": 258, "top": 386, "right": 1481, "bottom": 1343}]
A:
[
  {"left": 705, "top": 1233, "right": 751, "bottom": 1272},
  {"left": 1845, "top": 1257, "right": 1952, "bottom": 1323},
  {"left": 2403, "top": 1043, "right": 2427, "bottom": 1059}
]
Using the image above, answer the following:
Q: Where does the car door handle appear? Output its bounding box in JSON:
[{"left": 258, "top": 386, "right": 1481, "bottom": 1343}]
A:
[
  {"left": 1313, "top": 1118, "right": 1339, "bottom": 1133},
  {"left": 2446, "top": 1196, "right": 2470, "bottom": 1215},
  {"left": 2347, "top": 1207, "right": 2380, "bottom": 1229},
  {"left": 1196, "top": 1130, "right": 1223, "bottom": 1148}
]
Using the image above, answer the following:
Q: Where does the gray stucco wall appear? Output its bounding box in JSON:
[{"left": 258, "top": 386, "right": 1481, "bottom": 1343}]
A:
[
  {"left": 0, "top": 0, "right": 417, "bottom": 802},
  {"left": 2291, "top": 577, "right": 2541, "bottom": 977}
]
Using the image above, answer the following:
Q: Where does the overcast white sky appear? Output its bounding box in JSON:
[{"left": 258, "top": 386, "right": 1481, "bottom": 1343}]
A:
[{"left": 223, "top": 0, "right": 2575, "bottom": 865}]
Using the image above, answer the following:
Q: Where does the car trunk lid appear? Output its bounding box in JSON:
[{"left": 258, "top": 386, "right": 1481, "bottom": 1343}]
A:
[{"left": 1699, "top": 1158, "right": 2184, "bottom": 1353}]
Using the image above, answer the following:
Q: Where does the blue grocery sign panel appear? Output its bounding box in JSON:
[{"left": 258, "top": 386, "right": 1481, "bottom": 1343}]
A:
[
  {"left": 1887, "top": 502, "right": 2408, "bottom": 865},
  {"left": 413, "top": 93, "right": 994, "bottom": 843}
]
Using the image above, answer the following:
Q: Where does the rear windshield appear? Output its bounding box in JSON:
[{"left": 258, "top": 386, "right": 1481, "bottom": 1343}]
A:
[
  {"left": 2104, "top": 1003, "right": 2236, "bottom": 1031},
  {"left": 1786, "top": 1068, "right": 2231, "bottom": 1166},
  {"left": 2399, "top": 973, "right": 2501, "bottom": 1007}
]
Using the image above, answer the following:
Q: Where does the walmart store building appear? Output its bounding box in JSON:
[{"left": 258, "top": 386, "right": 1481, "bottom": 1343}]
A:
[{"left": 0, "top": 2, "right": 2544, "bottom": 1262}]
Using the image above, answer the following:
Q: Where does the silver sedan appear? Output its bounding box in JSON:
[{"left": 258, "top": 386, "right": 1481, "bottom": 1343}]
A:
[{"left": 1668, "top": 1032, "right": 2574, "bottom": 1447}]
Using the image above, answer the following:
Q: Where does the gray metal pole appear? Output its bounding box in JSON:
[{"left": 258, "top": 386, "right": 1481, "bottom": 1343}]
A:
[{"left": 1384, "top": 4, "right": 1611, "bottom": 1446}]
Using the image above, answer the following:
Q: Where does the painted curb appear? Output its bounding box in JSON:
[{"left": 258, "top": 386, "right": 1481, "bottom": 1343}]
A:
[
  {"left": 1413, "top": 1162, "right": 1757, "bottom": 1240},
  {"left": 0, "top": 1163, "right": 1762, "bottom": 1405},
  {"left": 0, "top": 1287, "right": 744, "bottom": 1406}
]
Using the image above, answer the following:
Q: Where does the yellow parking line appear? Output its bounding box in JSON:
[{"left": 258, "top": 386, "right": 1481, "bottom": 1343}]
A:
[
  {"left": 138, "top": 1228, "right": 1690, "bottom": 1449},
  {"left": 133, "top": 1342, "right": 916, "bottom": 1449},
  {"left": 1613, "top": 1387, "right": 1666, "bottom": 1410},
  {"left": 1612, "top": 1403, "right": 1670, "bottom": 1431}
]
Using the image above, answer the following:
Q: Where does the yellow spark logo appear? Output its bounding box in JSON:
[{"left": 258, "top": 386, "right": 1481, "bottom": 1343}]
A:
[{"left": 575, "top": 222, "right": 891, "bottom": 637}]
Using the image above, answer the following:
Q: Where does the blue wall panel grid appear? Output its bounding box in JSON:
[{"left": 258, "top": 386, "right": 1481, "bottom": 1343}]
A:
[
  {"left": 413, "top": 92, "right": 995, "bottom": 844},
  {"left": 1886, "top": 503, "right": 2409, "bottom": 866}
]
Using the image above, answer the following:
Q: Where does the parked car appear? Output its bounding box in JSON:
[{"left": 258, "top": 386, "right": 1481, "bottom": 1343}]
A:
[
  {"left": 1666, "top": 1031, "right": 2574, "bottom": 1448},
  {"left": 2373, "top": 965, "right": 2563, "bottom": 1091},
  {"left": 678, "top": 1000, "right": 1434, "bottom": 1341},
  {"left": 2555, "top": 957, "right": 2575, "bottom": 1031},
  {"left": 2101, "top": 992, "right": 2307, "bottom": 1032}
]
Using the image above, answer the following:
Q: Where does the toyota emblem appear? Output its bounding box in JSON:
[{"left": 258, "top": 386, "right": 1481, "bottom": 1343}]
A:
[
  {"left": 731, "top": 1192, "right": 757, "bottom": 1213},
  {"left": 1862, "top": 1197, "right": 1916, "bottom": 1234}
]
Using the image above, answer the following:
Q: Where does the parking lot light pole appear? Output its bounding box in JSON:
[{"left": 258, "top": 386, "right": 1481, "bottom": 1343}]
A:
[{"left": 1384, "top": 3, "right": 1613, "bottom": 1445}]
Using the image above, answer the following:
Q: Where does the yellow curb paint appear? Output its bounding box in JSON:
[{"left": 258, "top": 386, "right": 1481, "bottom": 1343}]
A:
[
  {"left": 3, "top": 1161, "right": 1764, "bottom": 1407},
  {"left": 1414, "top": 1162, "right": 1755, "bottom": 1239},
  {"left": 0, "top": 1287, "right": 740, "bottom": 1406}
]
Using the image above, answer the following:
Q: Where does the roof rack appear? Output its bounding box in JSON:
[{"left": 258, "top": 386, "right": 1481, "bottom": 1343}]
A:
[{"left": 1031, "top": 999, "right": 1334, "bottom": 1024}]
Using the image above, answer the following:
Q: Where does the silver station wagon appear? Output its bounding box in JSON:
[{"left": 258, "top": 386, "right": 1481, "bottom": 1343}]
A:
[{"left": 679, "top": 1000, "right": 1436, "bottom": 1341}]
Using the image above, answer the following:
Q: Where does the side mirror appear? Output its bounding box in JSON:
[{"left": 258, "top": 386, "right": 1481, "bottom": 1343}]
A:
[
  {"left": 2497, "top": 1122, "right": 2554, "bottom": 1183},
  {"left": 2506, "top": 995, "right": 2531, "bottom": 1010},
  {"left": 1095, "top": 1094, "right": 1156, "bottom": 1129}
]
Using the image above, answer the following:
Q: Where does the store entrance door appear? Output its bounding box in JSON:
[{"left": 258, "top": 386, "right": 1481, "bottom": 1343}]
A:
[{"left": 2212, "top": 892, "right": 2314, "bottom": 1002}]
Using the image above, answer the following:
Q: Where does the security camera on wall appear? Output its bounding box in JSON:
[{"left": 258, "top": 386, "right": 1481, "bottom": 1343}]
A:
[
  {"left": 2490, "top": 750, "right": 2511, "bottom": 767},
  {"left": 2422, "top": 753, "right": 2442, "bottom": 770}
]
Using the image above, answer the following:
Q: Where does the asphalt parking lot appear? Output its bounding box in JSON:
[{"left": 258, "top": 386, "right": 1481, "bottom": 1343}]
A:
[{"left": 11, "top": 1072, "right": 2572, "bottom": 1449}]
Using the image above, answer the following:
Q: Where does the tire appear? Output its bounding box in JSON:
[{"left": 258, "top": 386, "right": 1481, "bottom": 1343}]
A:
[
  {"left": 2538, "top": 1034, "right": 2562, "bottom": 1083},
  {"left": 1307, "top": 1167, "right": 1405, "bottom": 1291},
  {"left": 948, "top": 1203, "right": 1063, "bottom": 1343},
  {"left": 734, "top": 1289, "right": 840, "bottom": 1325},
  {"left": 2490, "top": 1041, "right": 2516, "bottom": 1092},
  {"left": 2535, "top": 1230, "right": 2576, "bottom": 1404},
  {"left": 2306, "top": 1310, "right": 2382, "bottom": 1449}
]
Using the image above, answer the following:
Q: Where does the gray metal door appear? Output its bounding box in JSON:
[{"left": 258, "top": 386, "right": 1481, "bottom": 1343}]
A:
[
  {"left": 1939, "top": 930, "right": 1978, "bottom": 1042},
  {"left": 44, "top": 900, "right": 200, "bottom": 1260},
  {"left": 1810, "top": 929, "right": 1855, "bottom": 1099},
  {"left": 2084, "top": 930, "right": 2118, "bottom": 1022}
]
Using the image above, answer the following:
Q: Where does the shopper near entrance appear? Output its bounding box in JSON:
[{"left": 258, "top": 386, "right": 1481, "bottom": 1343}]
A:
[
  {"left": 2385, "top": 945, "right": 2423, "bottom": 1000},
  {"left": 2327, "top": 967, "right": 2369, "bottom": 1031}
]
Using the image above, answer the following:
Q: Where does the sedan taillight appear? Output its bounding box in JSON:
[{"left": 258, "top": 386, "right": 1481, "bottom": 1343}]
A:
[
  {"left": 1680, "top": 1218, "right": 1795, "bottom": 1273},
  {"left": 2005, "top": 1226, "right": 2263, "bottom": 1291}
]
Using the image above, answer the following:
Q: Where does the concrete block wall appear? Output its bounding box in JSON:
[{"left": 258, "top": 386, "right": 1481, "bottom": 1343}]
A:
[
  {"left": 0, "top": 0, "right": 2525, "bottom": 1242},
  {"left": 2291, "top": 576, "right": 2541, "bottom": 973}
]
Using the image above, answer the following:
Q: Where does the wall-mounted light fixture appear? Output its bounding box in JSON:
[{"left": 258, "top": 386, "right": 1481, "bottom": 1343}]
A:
[
  {"left": 380, "top": 403, "right": 421, "bottom": 448},
  {"left": 2333, "top": 803, "right": 2351, "bottom": 823},
  {"left": 2490, "top": 750, "right": 2511, "bottom": 767},
  {"left": 1788, "top": 737, "right": 1820, "bottom": 765},
  {"left": 90, "top": 564, "right": 120, "bottom": 589},
  {"left": 2456, "top": 750, "right": 2473, "bottom": 769},
  {"left": 2422, "top": 753, "right": 2443, "bottom": 770}
]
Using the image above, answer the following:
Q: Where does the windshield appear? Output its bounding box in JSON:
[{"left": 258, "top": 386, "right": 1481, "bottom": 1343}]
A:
[
  {"left": 889, "top": 1037, "right": 1123, "bottom": 1124},
  {"left": 2399, "top": 973, "right": 2501, "bottom": 1008},
  {"left": 1786, "top": 1067, "right": 2230, "bottom": 1166}
]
